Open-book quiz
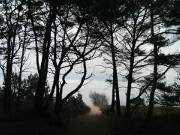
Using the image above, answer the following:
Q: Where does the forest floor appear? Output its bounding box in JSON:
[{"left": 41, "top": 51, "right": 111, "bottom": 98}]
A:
[
  {"left": 0, "top": 108, "right": 111, "bottom": 135},
  {"left": 0, "top": 107, "right": 180, "bottom": 135}
]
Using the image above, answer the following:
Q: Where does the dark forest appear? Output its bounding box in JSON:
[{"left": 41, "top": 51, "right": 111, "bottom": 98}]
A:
[{"left": 0, "top": 0, "right": 180, "bottom": 135}]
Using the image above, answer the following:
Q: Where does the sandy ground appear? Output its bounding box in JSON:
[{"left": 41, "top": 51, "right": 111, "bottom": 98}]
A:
[{"left": 62, "top": 113, "right": 111, "bottom": 135}]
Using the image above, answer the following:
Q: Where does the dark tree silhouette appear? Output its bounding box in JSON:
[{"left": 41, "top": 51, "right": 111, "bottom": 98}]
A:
[
  {"left": 91, "top": 0, "right": 126, "bottom": 116},
  {"left": 31, "top": 0, "right": 58, "bottom": 112},
  {"left": 0, "top": 0, "right": 27, "bottom": 113}
]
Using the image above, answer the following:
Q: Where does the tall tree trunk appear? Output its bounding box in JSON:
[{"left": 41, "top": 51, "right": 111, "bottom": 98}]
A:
[
  {"left": 28, "top": 0, "right": 40, "bottom": 73},
  {"left": 16, "top": 26, "right": 27, "bottom": 107},
  {"left": 4, "top": 31, "right": 14, "bottom": 113},
  {"left": 42, "top": 68, "right": 60, "bottom": 110},
  {"left": 110, "top": 26, "right": 121, "bottom": 116},
  {"left": 54, "top": 75, "right": 64, "bottom": 116},
  {"left": 55, "top": 82, "right": 61, "bottom": 115},
  {"left": 125, "top": 40, "right": 136, "bottom": 118},
  {"left": 147, "top": 0, "right": 158, "bottom": 121},
  {"left": 124, "top": 13, "right": 138, "bottom": 118},
  {"left": 34, "top": 5, "right": 57, "bottom": 112},
  {"left": 4, "top": 40, "right": 12, "bottom": 113},
  {"left": 110, "top": 83, "right": 115, "bottom": 112}
]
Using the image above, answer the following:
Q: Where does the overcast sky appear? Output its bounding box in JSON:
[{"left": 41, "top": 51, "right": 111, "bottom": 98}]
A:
[{"left": 0, "top": 40, "right": 179, "bottom": 106}]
